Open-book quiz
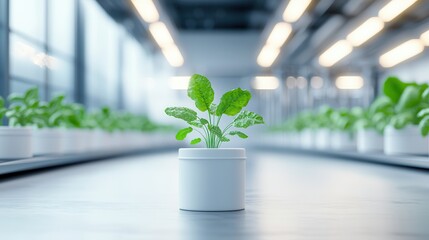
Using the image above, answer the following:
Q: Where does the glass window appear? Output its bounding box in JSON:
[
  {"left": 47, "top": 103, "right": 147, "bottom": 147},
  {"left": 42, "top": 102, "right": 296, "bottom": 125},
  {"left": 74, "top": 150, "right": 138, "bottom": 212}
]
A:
[
  {"left": 9, "top": 34, "right": 46, "bottom": 83},
  {"left": 83, "top": 0, "right": 120, "bottom": 109},
  {"left": 10, "top": 0, "right": 46, "bottom": 43},
  {"left": 47, "top": 0, "right": 75, "bottom": 57},
  {"left": 48, "top": 55, "right": 74, "bottom": 92}
]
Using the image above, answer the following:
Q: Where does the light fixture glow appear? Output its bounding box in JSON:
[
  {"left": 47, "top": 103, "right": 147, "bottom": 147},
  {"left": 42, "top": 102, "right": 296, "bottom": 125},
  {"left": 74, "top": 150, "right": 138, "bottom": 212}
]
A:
[
  {"left": 283, "top": 0, "right": 312, "bottom": 23},
  {"left": 266, "top": 22, "right": 292, "bottom": 48},
  {"left": 346, "top": 17, "right": 384, "bottom": 47},
  {"left": 131, "top": 0, "right": 159, "bottom": 23},
  {"left": 420, "top": 30, "right": 429, "bottom": 46},
  {"left": 149, "top": 22, "right": 174, "bottom": 49},
  {"left": 169, "top": 76, "right": 190, "bottom": 90},
  {"left": 335, "top": 76, "right": 364, "bottom": 90},
  {"left": 379, "top": 39, "right": 424, "bottom": 68},
  {"left": 319, "top": 40, "right": 353, "bottom": 67},
  {"left": 285, "top": 77, "right": 296, "bottom": 89},
  {"left": 252, "top": 76, "right": 280, "bottom": 90},
  {"left": 296, "top": 77, "right": 307, "bottom": 89},
  {"left": 257, "top": 45, "right": 281, "bottom": 68},
  {"left": 378, "top": 0, "right": 418, "bottom": 22},
  {"left": 162, "top": 45, "right": 184, "bottom": 67},
  {"left": 310, "top": 76, "right": 324, "bottom": 89}
]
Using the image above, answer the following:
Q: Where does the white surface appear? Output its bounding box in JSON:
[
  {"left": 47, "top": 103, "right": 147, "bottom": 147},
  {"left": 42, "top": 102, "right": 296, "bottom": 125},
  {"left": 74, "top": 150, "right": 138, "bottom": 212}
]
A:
[
  {"left": 357, "top": 129, "right": 384, "bottom": 153},
  {"left": 33, "top": 128, "right": 63, "bottom": 155},
  {"left": 0, "top": 127, "right": 32, "bottom": 159},
  {"left": 331, "top": 131, "right": 356, "bottom": 150},
  {"left": 384, "top": 125, "right": 429, "bottom": 155},
  {"left": 179, "top": 148, "right": 246, "bottom": 211}
]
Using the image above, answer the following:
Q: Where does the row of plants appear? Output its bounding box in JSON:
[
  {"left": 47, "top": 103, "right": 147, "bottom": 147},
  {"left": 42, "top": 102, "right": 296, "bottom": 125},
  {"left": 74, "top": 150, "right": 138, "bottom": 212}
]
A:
[
  {"left": 270, "top": 76, "right": 429, "bottom": 155},
  {"left": 0, "top": 88, "right": 175, "bottom": 159}
]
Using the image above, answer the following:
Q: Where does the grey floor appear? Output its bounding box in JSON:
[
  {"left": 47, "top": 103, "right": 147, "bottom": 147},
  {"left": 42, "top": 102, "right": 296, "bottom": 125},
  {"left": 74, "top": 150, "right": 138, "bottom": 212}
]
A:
[{"left": 1, "top": 150, "right": 429, "bottom": 240}]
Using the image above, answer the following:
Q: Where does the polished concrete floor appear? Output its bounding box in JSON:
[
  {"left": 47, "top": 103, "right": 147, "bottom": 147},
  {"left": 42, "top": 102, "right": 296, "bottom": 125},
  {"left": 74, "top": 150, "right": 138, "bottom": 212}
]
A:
[{"left": 1, "top": 150, "right": 429, "bottom": 240}]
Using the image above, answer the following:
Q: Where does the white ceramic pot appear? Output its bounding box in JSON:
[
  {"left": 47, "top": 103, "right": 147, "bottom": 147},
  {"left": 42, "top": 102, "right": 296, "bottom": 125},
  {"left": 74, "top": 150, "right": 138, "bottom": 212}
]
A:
[
  {"left": 331, "top": 131, "right": 356, "bottom": 151},
  {"left": 179, "top": 148, "right": 246, "bottom": 211},
  {"left": 357, "top": 129, "right": 384, "bottom": 153},
  {"left": 33, "top": 128, "right": 63, "bottom": 155},
  {"left": 384, "top": 125, "right": 429, "bottom": 155},
  {"left": 61, "top": 129, "right": 86, "bottom": 154},
  {"left": 0, "top": 126, "right": 32, "bottom": 159},
  {"left": 300, "top": 129, "right": 315, "bottom": 149},
  {"left": 315, "top": 129, "right": 330, "bottom": 150}
]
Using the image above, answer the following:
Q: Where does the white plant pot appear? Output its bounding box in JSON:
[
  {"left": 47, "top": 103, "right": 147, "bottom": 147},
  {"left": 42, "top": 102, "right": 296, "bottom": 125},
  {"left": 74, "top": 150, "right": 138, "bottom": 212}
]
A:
[
  {"left": 179, "top": 148, "right": 246, "bottom": 211},
  {"left": 33, "top": 128, "right": 63, "bottom": 155},
  {"left": 315, "top": 129, "right": 330, "bottom": 150},
  {"left": 61, "top": 129, "right": 85, "bottom": 154},
  {"left": 331, "top": 131, "right": 356, "bottom": 151},
  {"left": 0, "top": 126, "right": 32, "bottom": 159},
  {"left": 384, "top": 125, "right": 429, "bottom": 155},
  {"left": 300, "top": 129, "right": 315, "bottom": 149},
  {"left": 357, "top": 129, "right": 384, "bottom": 153}
]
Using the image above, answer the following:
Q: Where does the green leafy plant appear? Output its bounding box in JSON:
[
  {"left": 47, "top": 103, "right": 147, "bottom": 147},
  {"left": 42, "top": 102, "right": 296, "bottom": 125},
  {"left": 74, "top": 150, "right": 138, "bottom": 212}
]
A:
[
  {"left": 165, "top": 74, "right": 264, "bottom": 148},
  {"left": 0, "top": 96, "right": 6, "bottom": 124},
  {"left": 383, "top": 76, "right": 429, "bottom": 130},
  {"left": 6, "top": 87, "right": 42, "bottom": 127},
  {"left": 418, "top": 88, "right": 429, "bottom": 136},
  {"left": 355, "top": 96, "right": 394, "bottom": 133}
]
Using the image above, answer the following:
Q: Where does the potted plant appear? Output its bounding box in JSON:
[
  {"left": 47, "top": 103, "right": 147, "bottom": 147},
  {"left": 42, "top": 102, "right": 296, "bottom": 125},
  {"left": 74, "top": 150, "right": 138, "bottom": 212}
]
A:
[
  {"left": 165, "top": 74, "right": 264, "bottom": 211},
  {"left": 314, "top": 106, "right": 334, "bottom": 150},
  {"left": 0, "top": 91, "right": 34, "bottom": 159},
  {"left": 382, "top": 77, "right": 429, "bottom": 155},
  {"left": 356, "top": 96, "right": 393, "bottom": 153},
  {"left": 330, "top": 108, "right": 359, "bottom": 151}
]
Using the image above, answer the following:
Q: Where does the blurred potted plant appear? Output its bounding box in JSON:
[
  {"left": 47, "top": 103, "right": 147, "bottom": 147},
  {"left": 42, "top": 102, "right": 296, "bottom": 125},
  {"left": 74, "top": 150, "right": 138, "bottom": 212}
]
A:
[
  {"left": 330, "top": 108, "right": 359, "bottom": 151},
  {"left": 382, "top": 77, "right": 429, "bottom": 155},
  {"left": 165, "top": 74, "right": 264, "bottom": 211}
]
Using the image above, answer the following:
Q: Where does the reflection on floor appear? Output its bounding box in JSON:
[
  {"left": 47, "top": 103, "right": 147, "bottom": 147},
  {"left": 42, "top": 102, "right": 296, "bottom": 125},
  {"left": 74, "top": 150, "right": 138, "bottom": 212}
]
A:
[{"left": 1, "top": 150, "right": 429, "bottom": 239}]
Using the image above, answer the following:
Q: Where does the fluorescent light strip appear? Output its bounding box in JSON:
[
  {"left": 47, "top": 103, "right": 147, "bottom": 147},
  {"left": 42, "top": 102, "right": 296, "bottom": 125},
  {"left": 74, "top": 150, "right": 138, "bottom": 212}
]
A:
[
  {"left": 252, "top": 76, "right": 280, "bottom": 90},
  {"left": 379, "top": 39, "right": 424, "bottom": 68},
  {"left": 257, "top": 45, "right": 281, "bottom": 68},
  {"left": 162, "top": 45, "right": 184, "bottom": 67},
  {"left": 169, "top": 76, "right": 190, "bottom": 89},
  {"left": 131, "top": 0, "right": 159, "bottom": 23},
  {"left": 346, "top": 17, "right": 384, "bottom": 47},
  {"left": 319, "top": 40, "right": 353, "bottom": 67},
  {"left": 149, "top": 22, "right": 175, "bottom": 49},
  {"left": 266, "top": 22, "right": 292, "bottom": 49},
  {"left": 378, "top": 0, "right": 418, "bottom": 22},
  {"left": 283, "top": 0, "right": 312, "bottom": 23},
  {"left": 420, "top": 30, "right": 429, "bottom": 46},
  {"left": 335, "top": 76, "right": 364, "bottom": 90}
]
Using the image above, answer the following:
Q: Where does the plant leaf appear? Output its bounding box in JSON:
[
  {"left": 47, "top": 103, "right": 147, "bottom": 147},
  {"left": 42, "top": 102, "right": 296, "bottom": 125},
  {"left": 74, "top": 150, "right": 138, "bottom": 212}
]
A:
[
  {"left": 200, "top": 118, "right": 209, "bottom": 125},
  {"left": 176, "top": 127, "right": 193, "bottom": 140},
  {"left": 216, "top": 88, "right": 251, "bottom": 116},
  {"left": 418, "top": 108, "right": 429, "bottom": 118},
  {"left": 233, "top": 110, "right": 264, "bottom": 128},
  {"left": 165, "top": 107, "right": 198, "bottom": 123},
  {"left": 423, "top": 88, "right": 429, "bottom": 102},
  {"left": 189, "top": 120, "right": 203, "bottom": 128},
  {"left": 383, "top": 76, "right": 409, "bottom": 103},
  {"left": 209, "top": 125, "right": 223, "bottom": 139},
  {"left": 395, "top": 86, "right": 421, "bottom": 112},
  {"left": 187, "top": 74, "right": 214, "bottom": 112},
  {"left": 229, "top": 131, "right": 248, "bottom": 139},
  {"left": 419, "top": 116, "right": 429, "bottom": 136},
  {"left": 190, "top": 138, "right": 201, "bottom": 145},
  {"left": 209, "top": 104, "right": 217, "bottom": 115},
  {"left": 220, "top": 136, "right": 230, "bottom": 142}
]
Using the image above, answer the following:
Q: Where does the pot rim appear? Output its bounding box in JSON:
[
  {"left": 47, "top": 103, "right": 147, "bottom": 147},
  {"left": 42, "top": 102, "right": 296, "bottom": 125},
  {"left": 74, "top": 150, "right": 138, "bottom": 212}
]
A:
[
  {"left": 179, "top": 148, "right": 246, "bottom": 160},
  {"left": 0, "top": 126, "right": 32, "bottom": 136}
]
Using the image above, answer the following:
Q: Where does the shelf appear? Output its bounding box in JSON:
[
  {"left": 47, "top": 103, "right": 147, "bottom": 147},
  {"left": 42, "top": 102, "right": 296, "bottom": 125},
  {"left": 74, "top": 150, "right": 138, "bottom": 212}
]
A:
[
  {"left": 257, "top": 144, "right": 429, "bottom": 169},
  {"left": 0, "top": 145, "right": 179, "bottom": 176}
]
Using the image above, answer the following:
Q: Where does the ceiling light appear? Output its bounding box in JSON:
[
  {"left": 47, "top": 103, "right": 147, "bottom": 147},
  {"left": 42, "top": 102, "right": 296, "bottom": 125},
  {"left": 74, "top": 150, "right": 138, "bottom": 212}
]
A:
[
  {"left": 335, "top": 76, "right": 364, "bottom": 90},
  {"left": 378, "top": 0, "right": 418, "bottom": 22},
  {"left": 346, "top": 17, "right": 384, "bottom": 47},
  {"left": 162, "top": 45, "right": 184, "bottom": 67},
  {"left": 296, "top": 77, "right": 307, "bottom": 89},
  {"left": 252, "top": 76, "right": 280, "bottom": 90},
  {"left": 285, "top": 77, "right": 296, "bottom": 89},
  {"left": 379, "top": 39, "right": 424, "bottom": 68},
  {"left": 266, "top": 22, "right": 292, "bottom": 48},
  {"left": 283, "top": 0, "right": 312, "bottom": 23},
  {"left": 420, "top": 30, "right": 429, "bottom": 46},
  {"left": 319, "top": 40, "right": 353, "bottom": 67},
  {"left": 169, "top": 76, "right": 190, "bottom": 90},
  {"left": 149, "top": 22, "right": 174, "bottom": 49},
  {"left": 131, "top": 0, "right": 159, "bottom": 23},
  {"left": 310, "top": 76, "right": 324, "bottom": 89},
  {"left": 257, "top": 45, "right": 280, "bottom": 68}
]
